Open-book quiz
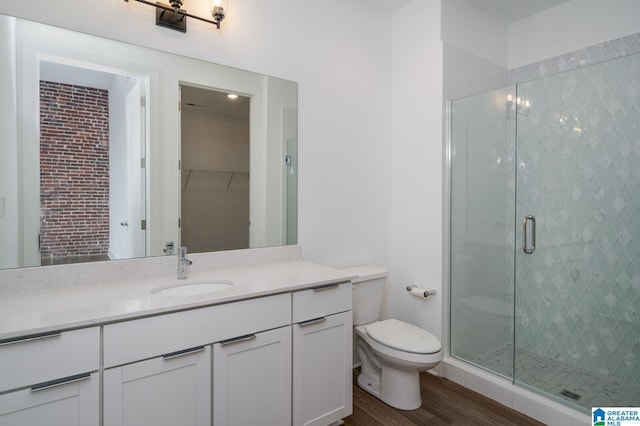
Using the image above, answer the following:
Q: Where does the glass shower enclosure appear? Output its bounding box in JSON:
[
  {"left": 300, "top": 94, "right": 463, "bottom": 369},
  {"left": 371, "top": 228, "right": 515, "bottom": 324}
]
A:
[{"left": 449, "top": 51, "right": 640, "bottom": 411}]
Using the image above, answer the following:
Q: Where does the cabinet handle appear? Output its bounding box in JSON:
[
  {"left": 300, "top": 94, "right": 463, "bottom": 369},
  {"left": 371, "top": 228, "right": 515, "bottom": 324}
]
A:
[
  {"left": 0, "top": 332, "right": 61, "bottom": 347},
  {"left": 311, "top": 283, "right": 341, "bottom": 292},
  {"left": 219, "top": 334, "right": 257, "bottom": 346},
  {"left": 298, "top": 317, "right": 327, "bottom": 327},
  {"left": 31, "top": 373, "right": 91, "bottom": 393},
  {"left": 162, "top": 346, "right": 205, "bottom": 360}
]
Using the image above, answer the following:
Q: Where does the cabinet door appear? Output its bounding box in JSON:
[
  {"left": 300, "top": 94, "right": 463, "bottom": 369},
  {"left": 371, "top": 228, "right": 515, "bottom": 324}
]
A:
[
  {"left": 213, "top": 326, "right": 292, "bottom": 426},
  {"left": 104, "top": 346, "right": 211, "bottom": 426},
  {"left": 0, "top": 372, "right": 99, "bottom": 426},
  {"left": 293, "top": 311, "right": 352, "bottom": 426}
]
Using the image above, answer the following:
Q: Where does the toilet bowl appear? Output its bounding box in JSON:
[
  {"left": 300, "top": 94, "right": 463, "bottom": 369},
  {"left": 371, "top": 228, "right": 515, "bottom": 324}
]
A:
[
  {"left": 355, "top": 319, "right": 442, "bottom": 410},
  {"left": 342, "top": 265, "right": 442, "bottom": 410}
]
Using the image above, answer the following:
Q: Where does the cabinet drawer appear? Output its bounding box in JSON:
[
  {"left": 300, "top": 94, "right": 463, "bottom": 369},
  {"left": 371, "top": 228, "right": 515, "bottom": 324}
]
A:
[
  {"left": 293, "top": 282, "right": 352, "bottom": 323},
  {"left": 103, "top": 293, "right": 290, "bottom": 368},
  {"left": 0, "top": 327, "right": 100, "bottom": 393},
  {"left": 0, "top": 371, "right": 99, "bottom": 425}
]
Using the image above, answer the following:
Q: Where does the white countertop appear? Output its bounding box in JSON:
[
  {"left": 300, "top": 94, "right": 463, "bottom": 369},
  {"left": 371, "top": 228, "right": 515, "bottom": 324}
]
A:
[{"left": 0, "top": 260, "right": 355, "bottom": 341}]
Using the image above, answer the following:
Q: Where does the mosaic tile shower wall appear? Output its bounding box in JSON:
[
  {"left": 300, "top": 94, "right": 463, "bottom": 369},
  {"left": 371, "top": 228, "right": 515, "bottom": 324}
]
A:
[
  {"left": 509, "top": 32, "right": 640, "bottom": 85},
  {"left": 514, "top": 51, "right": 640, "bottom": 387}
]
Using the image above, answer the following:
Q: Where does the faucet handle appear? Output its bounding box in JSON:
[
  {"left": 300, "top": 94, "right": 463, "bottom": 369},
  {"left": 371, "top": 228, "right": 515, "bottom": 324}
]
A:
[
  {"left": 177, "top": 246, "right": 191, "bottom": 279},
  {"left": 164, "top": 241, "right": 175, "bottom": 255},
  {"left": 179, "top": 247, "right": 192, "bottom": 264},
  {"left": 179, "top": 247, "right": 191, "bottom": 263}
]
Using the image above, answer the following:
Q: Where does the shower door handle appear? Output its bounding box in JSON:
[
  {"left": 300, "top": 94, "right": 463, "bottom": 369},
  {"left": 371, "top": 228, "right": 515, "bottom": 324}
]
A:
[{"left": 522, "top": 215, "right": 536, "bottom": 254}]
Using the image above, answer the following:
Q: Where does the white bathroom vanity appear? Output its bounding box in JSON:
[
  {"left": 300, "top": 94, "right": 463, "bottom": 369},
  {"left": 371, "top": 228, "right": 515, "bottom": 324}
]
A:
[{"left": 0, "top": 246, "right": 354, "bottom": 426}]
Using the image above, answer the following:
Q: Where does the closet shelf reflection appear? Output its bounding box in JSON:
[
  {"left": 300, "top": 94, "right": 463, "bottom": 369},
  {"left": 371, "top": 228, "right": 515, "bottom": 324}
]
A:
[{"left": 181, "top": 169, "right": 249, "bottom": 194}]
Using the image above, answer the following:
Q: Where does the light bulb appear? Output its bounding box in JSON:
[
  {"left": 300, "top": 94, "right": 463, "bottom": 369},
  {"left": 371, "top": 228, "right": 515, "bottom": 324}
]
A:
[
  {"left": 211, "top": 0, "right": 226, "bottom": 11},
  {"left": 211, "top": 0, "right": 226, "bottom": 27}
]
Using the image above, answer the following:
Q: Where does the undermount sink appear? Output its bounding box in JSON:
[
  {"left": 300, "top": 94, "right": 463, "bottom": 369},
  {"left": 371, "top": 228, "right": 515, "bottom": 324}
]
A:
[{"left": 151, "top": 280, "right": 234, "bottom": 297}]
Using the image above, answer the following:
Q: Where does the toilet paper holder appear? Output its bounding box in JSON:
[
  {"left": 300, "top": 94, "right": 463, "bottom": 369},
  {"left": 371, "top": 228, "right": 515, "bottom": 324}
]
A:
[{"left": 406, "top": 285, "right": 437, "bottom": 298}]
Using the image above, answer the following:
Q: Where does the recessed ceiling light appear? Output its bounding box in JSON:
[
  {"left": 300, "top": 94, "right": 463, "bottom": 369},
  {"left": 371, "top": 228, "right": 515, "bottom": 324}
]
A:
[{"left": 227, "top": 93, "right": 238, "bottom": 99}]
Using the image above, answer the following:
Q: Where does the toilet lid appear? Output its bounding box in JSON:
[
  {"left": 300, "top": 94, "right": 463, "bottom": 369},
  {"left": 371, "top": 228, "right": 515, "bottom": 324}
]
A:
[{"left": 366, "top": 319, "right": 441, "bottom": 354}]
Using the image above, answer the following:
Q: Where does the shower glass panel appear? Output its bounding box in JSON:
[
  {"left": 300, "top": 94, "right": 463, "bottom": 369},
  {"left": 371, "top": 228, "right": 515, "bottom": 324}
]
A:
[
  {"left": 514, "top": 52, "right": 640, "bottom": 410},
  {"left": 449, "top": 86, "right": 515, "bottom": 377}
]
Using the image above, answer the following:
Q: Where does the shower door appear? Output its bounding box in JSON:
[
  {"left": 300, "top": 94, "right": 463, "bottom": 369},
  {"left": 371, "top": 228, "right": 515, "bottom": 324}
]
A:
[{"left": 514, "top": 52, "right": 640, "bottom": 409}]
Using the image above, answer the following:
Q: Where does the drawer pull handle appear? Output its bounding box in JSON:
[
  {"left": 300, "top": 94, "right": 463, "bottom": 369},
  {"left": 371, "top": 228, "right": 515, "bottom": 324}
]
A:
[
  {"left": 311, "top": 283, "right": 340, "bottom": 292},
  {"left": 220, "top": 334, "right": 257, "bottom": 346},
  {"left": 299, "top": 317, "right": 327, "bottom": 327},
  {"left": 162, "top": 346, "right": 205, "bottom": 360},
  {"left": 0, "top": 332, "right": 62, "bottom": 347},
  {"left": 31, "top": 373, "right": 91, "bottom": 393}
]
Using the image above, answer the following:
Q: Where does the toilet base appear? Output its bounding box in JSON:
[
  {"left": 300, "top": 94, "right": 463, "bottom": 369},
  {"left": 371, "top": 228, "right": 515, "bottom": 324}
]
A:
[
  {"left": 357, "top": 371, "right": 381, "bottom": 399},
  {"left": 357, "top": 364, "right": 422, "bottom": 410}
]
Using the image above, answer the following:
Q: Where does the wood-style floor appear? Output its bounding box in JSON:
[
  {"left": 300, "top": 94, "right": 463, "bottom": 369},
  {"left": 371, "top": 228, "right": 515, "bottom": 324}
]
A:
[{"left": 342, "top": 370, "right": 544, "bottom": 426}]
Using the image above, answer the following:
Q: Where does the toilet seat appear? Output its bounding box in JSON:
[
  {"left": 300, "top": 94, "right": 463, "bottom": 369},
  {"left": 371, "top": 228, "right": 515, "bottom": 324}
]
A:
[{"left": 366, "top": 319, "right": 441, "bottom": 354}]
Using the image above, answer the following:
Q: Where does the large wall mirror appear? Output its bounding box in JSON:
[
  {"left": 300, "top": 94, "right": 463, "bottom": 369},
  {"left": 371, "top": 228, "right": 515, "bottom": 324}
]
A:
[{"left": 0, "top": 13, "right": 298, "bottom": 270}]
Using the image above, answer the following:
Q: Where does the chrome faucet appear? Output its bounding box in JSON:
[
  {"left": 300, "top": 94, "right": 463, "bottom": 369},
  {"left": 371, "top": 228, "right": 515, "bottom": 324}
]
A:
[{"left": 177, "top": 246, "right": 192, "bottom": 280}]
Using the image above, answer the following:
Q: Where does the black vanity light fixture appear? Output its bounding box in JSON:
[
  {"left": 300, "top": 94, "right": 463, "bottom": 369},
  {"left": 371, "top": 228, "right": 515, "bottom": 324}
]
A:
[{"left": 124, "top": 0, "right": 227, "bottom": 32}]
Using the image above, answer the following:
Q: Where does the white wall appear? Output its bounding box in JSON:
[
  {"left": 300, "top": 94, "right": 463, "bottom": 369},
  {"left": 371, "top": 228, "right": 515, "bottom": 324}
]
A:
[
  {"left": 442, "top": 0, "right": 508, "bottom": 69},
  {"left": 441, "top": 0, "right": 509, "bottom": 100},
  {"left": 509, "top": 0, "right": 640, "bottom": 69},
  {"left": 0, "top": 0, "right": 393, "bottom": 269},
  {"left": 388, "top": 0, "right": 444, "bottom": 339}
]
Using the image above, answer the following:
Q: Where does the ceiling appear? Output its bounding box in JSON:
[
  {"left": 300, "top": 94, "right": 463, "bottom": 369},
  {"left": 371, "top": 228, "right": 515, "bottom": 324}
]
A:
[
  {"left": 39, "top": 64, "right": 249, "bottom": 120},
  {"left": 181, "top": 85, "right": 250, "bottom": 118},
  {"left": 365, "top": 0, "right": 412, "bottom": 11},
  {"left": 367, "top": 0, "right": 571, "bottom": 23},
  {"left": 40, "top": 61, "right": 116, "bottom": 90},
  {"left": 463, "top": 0, "right": 571, "bottom": 23}
]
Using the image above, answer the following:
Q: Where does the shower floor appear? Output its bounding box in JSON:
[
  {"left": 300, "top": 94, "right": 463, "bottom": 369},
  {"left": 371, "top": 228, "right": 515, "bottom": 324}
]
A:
[{"left": 473, "top": 344, "right": 640, "bottom": 410}]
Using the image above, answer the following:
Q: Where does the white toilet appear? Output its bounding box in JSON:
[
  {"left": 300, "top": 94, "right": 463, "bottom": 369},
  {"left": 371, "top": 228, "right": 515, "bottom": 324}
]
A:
[{"left": 344, "top": 265, "right": 442, "bottom": 410}]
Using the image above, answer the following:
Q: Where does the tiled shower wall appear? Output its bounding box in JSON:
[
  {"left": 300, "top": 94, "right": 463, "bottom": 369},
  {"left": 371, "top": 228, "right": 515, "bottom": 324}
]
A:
[
  {"left": 39, "top": 81, "right": 110, "bottom": 261},
  {"left": 509, "top": 33, "right": 640, "bottom": 85},
  {"left": 507, "top": 34, "right": 640, "bottom": 386}
]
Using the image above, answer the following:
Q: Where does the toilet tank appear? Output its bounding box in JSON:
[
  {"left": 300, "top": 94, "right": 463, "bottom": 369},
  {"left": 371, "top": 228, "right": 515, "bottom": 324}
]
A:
[{"left": 342, "top": 265, "right": 389, "bottom": 326}]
